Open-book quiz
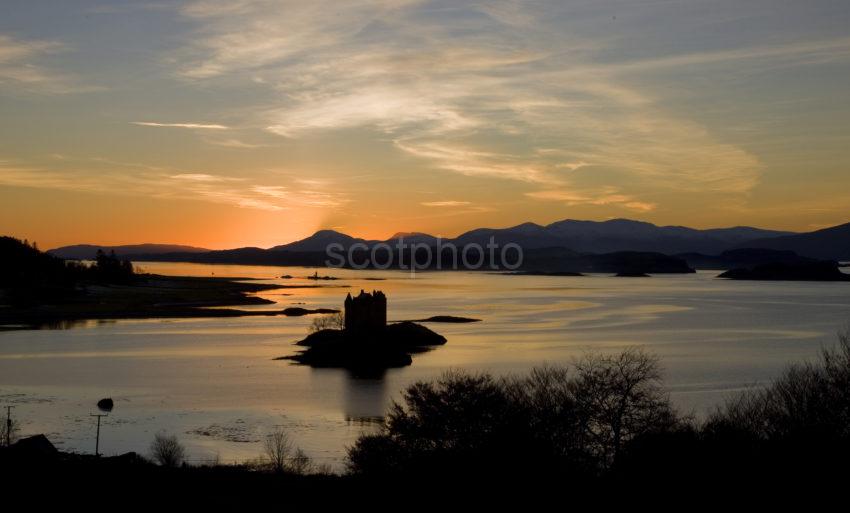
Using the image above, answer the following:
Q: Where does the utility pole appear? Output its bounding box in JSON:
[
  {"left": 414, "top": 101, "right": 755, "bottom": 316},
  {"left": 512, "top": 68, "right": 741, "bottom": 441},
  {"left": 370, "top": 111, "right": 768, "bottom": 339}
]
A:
[
  {"left": 5, "top": 405, "right": 13, "bottom": 447},
  {"left": 90, "top": 413, "right": 108, "bottom": 456}
]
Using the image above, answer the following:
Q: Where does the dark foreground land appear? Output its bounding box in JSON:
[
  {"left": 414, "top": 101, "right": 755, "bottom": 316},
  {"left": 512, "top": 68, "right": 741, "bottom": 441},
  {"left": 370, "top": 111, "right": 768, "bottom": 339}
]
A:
[{"left": 3, "top": 453, "right": 840, "bottom": 509}]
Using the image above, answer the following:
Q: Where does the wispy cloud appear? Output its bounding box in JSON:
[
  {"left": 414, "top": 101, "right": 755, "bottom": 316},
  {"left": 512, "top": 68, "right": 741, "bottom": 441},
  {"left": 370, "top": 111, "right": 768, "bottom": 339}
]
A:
[
  {"left": 0, "top": 33, "right": 101, "bottom": 94},
  {"left": 526, "top": 188, "right": 657, "bottom": 213},
  {"left": 0, "top": 156, "right": 347, "bottom": 212},
  {"left": 172, "top": 0, "right": 800, "bottom": 199},
  {"left": 421, "top": 200, "right": 471, "bottom": 207},
  {"left": 594, "top": 36, "right": 850, "bottom": 75},
  {"left": 131, "top": 121, "right": 230, "bottom": 130},
  {"left": 204, "top": 138, "right": 269, "bottom": 148},
  {"left": 170, "top": 173, "right": 240, "bottom": 182}
]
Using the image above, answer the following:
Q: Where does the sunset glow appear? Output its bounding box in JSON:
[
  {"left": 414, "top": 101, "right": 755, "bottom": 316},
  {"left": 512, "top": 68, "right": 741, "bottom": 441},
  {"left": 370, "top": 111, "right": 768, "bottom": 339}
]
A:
[{"left": 2, "top": 1, "right": 849, "bottom": 249}]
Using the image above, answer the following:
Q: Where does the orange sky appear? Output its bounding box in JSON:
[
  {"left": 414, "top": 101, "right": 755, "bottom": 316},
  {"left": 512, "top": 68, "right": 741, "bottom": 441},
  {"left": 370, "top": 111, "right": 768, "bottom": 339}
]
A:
[{"left": 2, "top": 1, "right": 850, "bottom": 250}]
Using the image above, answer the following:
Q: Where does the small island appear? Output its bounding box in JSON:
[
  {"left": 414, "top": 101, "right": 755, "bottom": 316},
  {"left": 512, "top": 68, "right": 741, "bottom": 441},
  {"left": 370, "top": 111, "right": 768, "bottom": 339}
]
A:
[
  {"left": 719, "top": 261, "right": 850, "bottom": 281},
  {"left": 615, "top": 271, "right": 651, "bottom": 277},
  {"left": 279, "top": 290, "right": 447, "bottom": 375},
  {"left": 395, "top": 315, "right": 481, "bottom": 323}
]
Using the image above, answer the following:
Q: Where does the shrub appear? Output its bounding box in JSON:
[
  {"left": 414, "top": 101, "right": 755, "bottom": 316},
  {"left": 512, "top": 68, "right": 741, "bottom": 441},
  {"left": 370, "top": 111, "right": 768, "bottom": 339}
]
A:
[
  {"left": 289, "top": 448, "right": 313, "bottom": 475},
  {"left": 348, "top": 348, "right": 679, "bottom": 477},
  {"left": 309, "top": 312, "right": 344, "bottom": 333},
  {"left": 150, "top": 432, "right": 186, "bottom": 467},
  {"left": 706, "top": 329, "right": 850, "bottom": 444}
]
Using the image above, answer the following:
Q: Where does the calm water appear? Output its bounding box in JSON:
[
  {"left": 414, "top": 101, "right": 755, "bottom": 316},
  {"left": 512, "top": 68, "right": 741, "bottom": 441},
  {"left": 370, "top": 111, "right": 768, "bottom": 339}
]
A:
[{"left": 2, "top": 262, "right": 849, "bottom": 467}]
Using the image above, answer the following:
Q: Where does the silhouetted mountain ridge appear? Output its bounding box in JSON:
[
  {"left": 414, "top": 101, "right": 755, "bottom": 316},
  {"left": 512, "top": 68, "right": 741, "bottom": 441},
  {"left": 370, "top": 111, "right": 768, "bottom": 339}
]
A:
[
  {"left": 269, "top": 218, "right": 790, "bottom": 255},
  {"left": 46, "top": 218, "right": 850, "bottom": 265},
  {"left": 734, "top": 222, "right": 850, "bottom": 260}
]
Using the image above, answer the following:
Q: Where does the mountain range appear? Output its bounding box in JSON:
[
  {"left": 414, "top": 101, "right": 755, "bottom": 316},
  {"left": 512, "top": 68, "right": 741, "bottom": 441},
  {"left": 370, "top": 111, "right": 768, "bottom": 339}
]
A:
[
  {"left": 47, "top": 218, "right": 850, "bottom": 263},
  {"left": 268, "top": 219, "right": 796, "bottom": 255},
  {"left": 731, "top": 222, "right": 850, "bottom": 260}
]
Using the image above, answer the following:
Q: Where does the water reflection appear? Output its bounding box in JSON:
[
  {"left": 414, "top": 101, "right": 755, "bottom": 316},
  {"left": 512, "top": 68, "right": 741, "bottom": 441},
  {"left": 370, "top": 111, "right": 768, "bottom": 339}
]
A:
[
  {"left": 342, "top": 373, "right": 389, "bottom": 424},
  {"left": 1, "top": 319, "right": 116, "bottom": 331}
]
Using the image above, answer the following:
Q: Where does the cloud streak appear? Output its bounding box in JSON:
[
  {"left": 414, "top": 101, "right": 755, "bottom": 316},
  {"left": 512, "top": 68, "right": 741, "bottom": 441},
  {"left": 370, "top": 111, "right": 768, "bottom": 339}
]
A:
[
  {"left": 526, "top": 188, "right": 657, "bottom": 213},
  {"left": 132, "top": 121, "right": 230, "bottom": 130},
  {"left": 421, "top": 200, "right": 471, "bottom": 207}
]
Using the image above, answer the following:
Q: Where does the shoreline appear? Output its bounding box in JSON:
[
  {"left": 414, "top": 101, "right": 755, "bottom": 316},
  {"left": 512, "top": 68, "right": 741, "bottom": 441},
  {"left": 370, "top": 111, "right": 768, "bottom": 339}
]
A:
[{"left": 0, "top": 273, "right": 340, "bottom": 329}]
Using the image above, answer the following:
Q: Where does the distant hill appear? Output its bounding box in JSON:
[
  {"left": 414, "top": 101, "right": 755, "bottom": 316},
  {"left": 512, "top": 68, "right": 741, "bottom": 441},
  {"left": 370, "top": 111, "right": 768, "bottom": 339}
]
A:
[
  {"left": 384, "top": 232, "right": 442, "bottom": 246},
  {"left": 271, "top": 230, "right": 374, "bottom": 252},
  {"left": 677, "top": 248, "right": 817, "bottom": 270},
  {"left": 449, "top": 218, "right": 792, "bottom": 254},
  {"left": 52, "top": 218, "right": 850, "bottom": 267},
  {"left": 48, "top": 243, "right": 210, "bottom": 260},
  {"left": 538, "top": 219, "right": 792, "bottom": 254},
  {"left": 735, "top": 222, "right": 850, "bottom": 260},
  {"left": 452, "top": 222, "right": 557, "bottom": 249}
]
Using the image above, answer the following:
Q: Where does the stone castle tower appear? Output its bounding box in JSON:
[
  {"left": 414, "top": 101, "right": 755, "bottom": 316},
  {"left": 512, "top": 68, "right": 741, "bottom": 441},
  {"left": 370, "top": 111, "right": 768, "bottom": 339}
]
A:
[{"left": 344, "top": 290, "right": 387, "bottom": 332}]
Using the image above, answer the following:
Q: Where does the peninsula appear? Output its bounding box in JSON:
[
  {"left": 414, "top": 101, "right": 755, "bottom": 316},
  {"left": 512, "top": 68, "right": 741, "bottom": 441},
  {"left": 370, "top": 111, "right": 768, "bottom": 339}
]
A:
[{"left": 0, "top": 236, "right": 338, "bottom": 328}]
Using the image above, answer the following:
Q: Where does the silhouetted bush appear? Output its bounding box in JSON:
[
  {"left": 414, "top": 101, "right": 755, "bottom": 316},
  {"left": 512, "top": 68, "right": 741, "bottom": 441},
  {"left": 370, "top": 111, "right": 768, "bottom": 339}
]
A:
[
  {"left": 289, "top": 448, "right": 313, "bottom": 475},
  {"left": 347, "top": 348, "right": 680, "bottom": 477},
  {"left": 618, "top": 331, "right": 850, "bottom": 484},
  {"left": 150, "top": 433, "right": 185, "bottom": 468},
  {"left": 309, "top": 312, "right": 344, "bottom": 333},
  {"left": 349, "top": 337, "right": 850, "bottom": 482},
  {"left": 700, "top": 330, "right": 850, "bottom": 474}
]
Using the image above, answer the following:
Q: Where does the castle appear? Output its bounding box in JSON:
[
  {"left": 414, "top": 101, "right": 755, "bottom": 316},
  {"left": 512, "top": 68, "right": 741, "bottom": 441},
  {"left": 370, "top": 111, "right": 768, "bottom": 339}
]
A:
[{"left": 344, "top": 290, "right": 387, "bottom": 332}]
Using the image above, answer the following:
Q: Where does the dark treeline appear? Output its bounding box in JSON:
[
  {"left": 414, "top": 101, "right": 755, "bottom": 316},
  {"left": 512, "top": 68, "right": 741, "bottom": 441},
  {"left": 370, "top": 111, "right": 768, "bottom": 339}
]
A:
[
  {"left": 0, "top": 236, "right": 135, "bottom": 304},
  {"left": 348, "top": 333, "right": 850, "bottom": 486}
]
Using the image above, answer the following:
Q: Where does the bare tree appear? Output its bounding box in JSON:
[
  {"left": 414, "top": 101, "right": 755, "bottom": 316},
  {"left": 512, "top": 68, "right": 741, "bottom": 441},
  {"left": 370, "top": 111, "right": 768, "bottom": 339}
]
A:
[
  {"left": 150, "top": 432, "right": 186, "bottom": 467},
  {"left": 263, "top": 428, "right": 293, "bottom": 473},
  {"left": 1, "top": 417, "right": 20, "bottom": 446},
  {"left": 572, "top": 347, "right": 677, "bottom": 467},
  {"left": 309, "top": 312, "right": 344, "bottom": 333},
  {"left": 289, "top": 448, "right": 313, "bottom": 475}
]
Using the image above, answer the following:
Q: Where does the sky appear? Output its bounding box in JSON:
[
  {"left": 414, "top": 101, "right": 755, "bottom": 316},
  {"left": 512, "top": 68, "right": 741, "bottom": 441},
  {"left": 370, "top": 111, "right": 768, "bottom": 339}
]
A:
[{"left": 1, "top": 0, "right": 849, "bottom": 250}]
